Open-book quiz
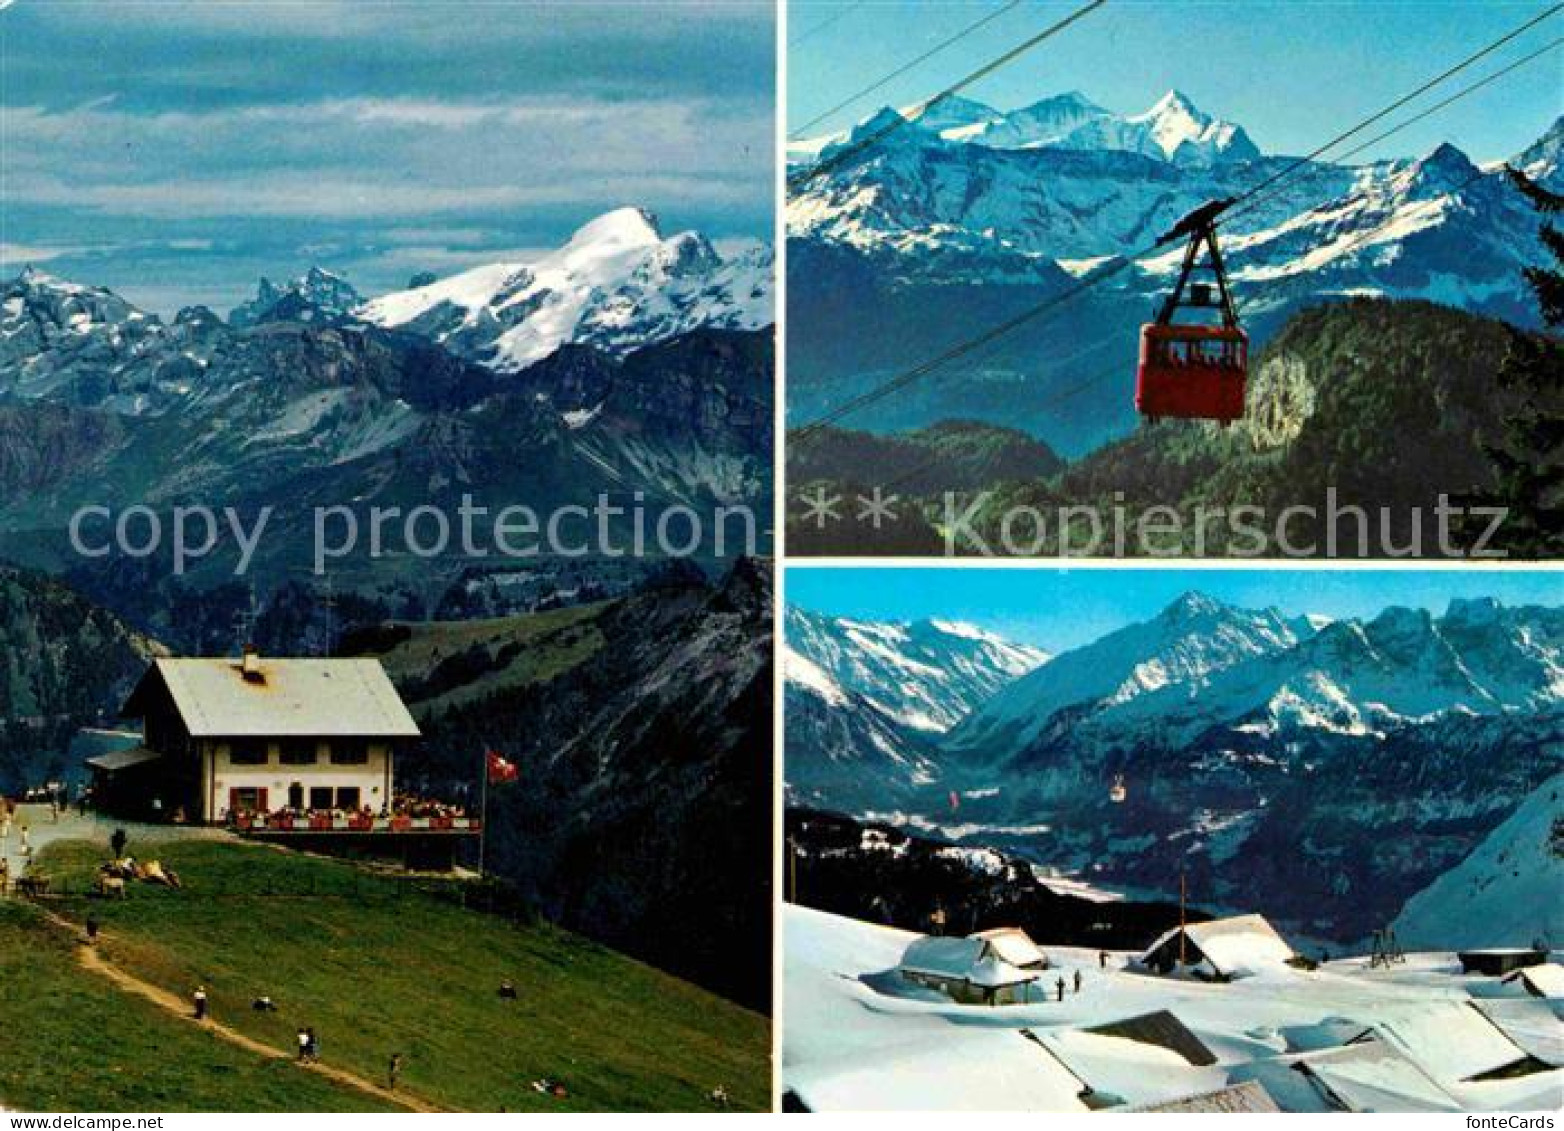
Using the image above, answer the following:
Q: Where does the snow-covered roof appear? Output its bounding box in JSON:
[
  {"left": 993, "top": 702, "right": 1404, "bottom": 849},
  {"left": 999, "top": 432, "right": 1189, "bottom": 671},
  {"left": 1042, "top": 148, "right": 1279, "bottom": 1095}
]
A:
[
  {"left": 1475, "top": 1000, "right": 1564, "bottom": 1067},
  {"left": 1506, "top": 963, "right": 1564, "bottom": 999},
  {"left": 1299, "top": 1039, "right": 1463, "bottom": 1112},
  {"left": 83, "top": 745, "right": 161, "bottom": 773},
  {"left": 1229, "top": 1038, "right": 1461, "bottom": 1113},
  {"left": 899, "top": 935, "right": 1041, "bottom": 988},
  {"left": 1368, "top": 1001, "right": 1534, "bottom": 1083},
  {"left": 1136, "top": 1081, "right": 1282, "bottom": 1113},
  {"left": 1143, "top": 914, "right": 1295, "bottom": 978},
  {"left": 1039, "top": 1029, "right": 1225, "bottom": 1108},
  {"left": 791, "top": 1030, "right": 1090, "bottom": 1113},
  {"left": 124, "top": 658, "right": 420, "bottom": 739},
  {"left": 973, "top": 927, "right": 1048, "bottom": 969}
]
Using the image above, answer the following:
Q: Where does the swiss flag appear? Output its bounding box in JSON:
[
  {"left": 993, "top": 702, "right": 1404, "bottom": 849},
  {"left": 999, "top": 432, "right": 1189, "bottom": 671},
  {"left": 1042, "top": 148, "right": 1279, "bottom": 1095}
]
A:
[{"left": 487, "top": 750, "right": 519, "bottom": 784}]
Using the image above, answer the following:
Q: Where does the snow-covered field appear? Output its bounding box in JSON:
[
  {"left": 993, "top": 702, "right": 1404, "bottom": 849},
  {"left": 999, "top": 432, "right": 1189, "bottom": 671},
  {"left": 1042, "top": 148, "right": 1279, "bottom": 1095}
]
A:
[{"left": 783, "top": 905, "right": 1564, "bottom": 1113}]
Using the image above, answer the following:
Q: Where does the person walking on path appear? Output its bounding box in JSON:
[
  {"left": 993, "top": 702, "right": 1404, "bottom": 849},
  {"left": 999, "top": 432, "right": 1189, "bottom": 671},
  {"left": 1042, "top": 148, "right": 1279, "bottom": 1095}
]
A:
[
  {"left": 297, "top": 1028, "right": 311, "bottom": 1063},
  {"left": 192, "top": 986, "right": 209, "bottom": 1021},
  {"left": 306, "top": 1028, "right": 320, "bottom": 1063},
  {"left": 85, "top": 914, "right": 100, "bottom": 944},
  {"left": 387, "top": 1053, "right": 403, "bottom": 1091}
]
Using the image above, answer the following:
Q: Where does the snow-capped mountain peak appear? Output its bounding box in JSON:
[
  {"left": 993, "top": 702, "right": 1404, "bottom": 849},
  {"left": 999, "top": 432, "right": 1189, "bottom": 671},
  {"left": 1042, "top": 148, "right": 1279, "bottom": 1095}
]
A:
[
  {"left": 229, "top": 265, "right": 363, "bottom": 327},
  {"left": 1516, "top": 114, "right": 1563, "bottom": 185},
  {"left": 1118, "top": 88, "right": 1260, "bottom": 166},
  {"left": 355, "top": 206, "right": 773, "bottom": 373}
]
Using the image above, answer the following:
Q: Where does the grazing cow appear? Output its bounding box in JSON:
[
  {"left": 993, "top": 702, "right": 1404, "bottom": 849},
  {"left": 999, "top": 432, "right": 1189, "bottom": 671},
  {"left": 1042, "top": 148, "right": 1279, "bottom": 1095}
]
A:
[{"left": 96, "top": 875, "right": 128, "bottom": 900}]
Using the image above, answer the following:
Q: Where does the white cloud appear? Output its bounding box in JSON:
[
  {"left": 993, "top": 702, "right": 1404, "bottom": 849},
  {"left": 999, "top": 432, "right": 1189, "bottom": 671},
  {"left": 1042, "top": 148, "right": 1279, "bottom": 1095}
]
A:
[{"left": 0, "top": 94, "right": 772, "bottom": 221}]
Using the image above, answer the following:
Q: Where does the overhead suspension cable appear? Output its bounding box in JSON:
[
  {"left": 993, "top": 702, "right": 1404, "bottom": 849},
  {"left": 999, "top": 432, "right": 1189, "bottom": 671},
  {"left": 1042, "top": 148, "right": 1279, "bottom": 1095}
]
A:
[
  {"left": 790, "top": 1, "right": 867, "bottom": 49},
  {"left": 1224, "top": 33, "right": 1564, "bottom": 227},
  {"left": 790, "top": 0, "right": 1025, "bottom": 141},
  {"left": 1228, "top": 2, "right": 1562, "bottom": 211}
]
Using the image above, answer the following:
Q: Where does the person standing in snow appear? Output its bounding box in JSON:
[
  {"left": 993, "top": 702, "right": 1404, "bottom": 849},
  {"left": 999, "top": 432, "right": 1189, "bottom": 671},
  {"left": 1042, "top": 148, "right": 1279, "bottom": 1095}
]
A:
[
  {"left": 1055, "top": 977, "right": 1065, "bottom": 1002},
  {"left": 1073, "top": 969, "right": 1082, "bottom": 994},
  {"left": 1099, "top": 949, "right": 1108, "bottom": 969}
]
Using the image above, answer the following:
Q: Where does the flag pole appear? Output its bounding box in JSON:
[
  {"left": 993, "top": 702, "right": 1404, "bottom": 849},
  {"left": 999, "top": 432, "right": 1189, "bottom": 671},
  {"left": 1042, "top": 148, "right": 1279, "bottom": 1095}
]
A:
[{"left": 479, "top": 750, "right": 489, "bottom": 878}]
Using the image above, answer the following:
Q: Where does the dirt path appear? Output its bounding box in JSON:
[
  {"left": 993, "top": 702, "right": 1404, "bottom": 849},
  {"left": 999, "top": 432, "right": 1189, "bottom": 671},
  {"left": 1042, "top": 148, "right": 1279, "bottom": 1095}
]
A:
[{"left": 32, "top": 906, "right": 445, "bottom": 1113}]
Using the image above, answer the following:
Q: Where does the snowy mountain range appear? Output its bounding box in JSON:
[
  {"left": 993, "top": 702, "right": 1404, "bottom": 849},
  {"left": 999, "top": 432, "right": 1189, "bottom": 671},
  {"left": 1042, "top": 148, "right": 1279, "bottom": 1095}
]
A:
[
  {"left": 786, "top": 591, "right": 1564, "bottom": 944},
  {"left": 787, "top": 90, "right": 1561, "bottom": 447},
  {"left": 791, "top": 89, "right": 1557, "bottom": 303},
  {"left": 0, "top": 208, "right": 775, "bottom": 580},
  {"left": 357, "top": 207, "right": 773, "bottom": 373}
]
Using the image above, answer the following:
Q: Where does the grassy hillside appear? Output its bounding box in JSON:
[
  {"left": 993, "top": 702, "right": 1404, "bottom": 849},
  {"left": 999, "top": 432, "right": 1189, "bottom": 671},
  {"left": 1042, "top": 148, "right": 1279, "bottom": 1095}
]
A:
[
  {"left": 0, "top": 900, "right": 396, "bottom": 1112},
  {"left": 25, "top": 837, "right": 769, "bottom": 1112},
  {"left": 345, "top": 562, "right": 773, "bottom": 1012},
  {"left": 361, "top": 602, "right": 609, "bottom": 714}
]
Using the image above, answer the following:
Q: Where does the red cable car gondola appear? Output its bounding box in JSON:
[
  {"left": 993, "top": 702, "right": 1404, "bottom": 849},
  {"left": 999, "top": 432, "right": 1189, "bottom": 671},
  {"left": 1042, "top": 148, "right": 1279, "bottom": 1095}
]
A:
[{"left": 1136, "top": 198, "right": 1247, "bottom": 424}]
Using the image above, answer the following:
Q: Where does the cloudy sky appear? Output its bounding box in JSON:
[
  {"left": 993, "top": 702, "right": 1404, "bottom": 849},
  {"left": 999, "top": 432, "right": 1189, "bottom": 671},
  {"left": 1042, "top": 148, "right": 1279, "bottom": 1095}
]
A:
[
  {"left": 0, "top": 1, "right": 775, "bottom": 313},
  {"left": 787, "top": 566, "right": 1564, "bottom": 651},
  {"left": 790, "top": 0, "right": 1561, "bottom": 160}
]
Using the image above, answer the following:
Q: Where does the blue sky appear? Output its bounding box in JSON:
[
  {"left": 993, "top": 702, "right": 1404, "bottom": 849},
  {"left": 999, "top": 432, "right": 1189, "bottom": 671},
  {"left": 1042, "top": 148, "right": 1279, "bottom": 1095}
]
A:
[
  {"left": 789, "top": 0, "right": 1562, "bottom": 161},
  {"left": 0, "top": 1, "right": 774, "bottom": 314},
  {"left": 787, "top": 567, "right": 1564, "bottom": 651}
]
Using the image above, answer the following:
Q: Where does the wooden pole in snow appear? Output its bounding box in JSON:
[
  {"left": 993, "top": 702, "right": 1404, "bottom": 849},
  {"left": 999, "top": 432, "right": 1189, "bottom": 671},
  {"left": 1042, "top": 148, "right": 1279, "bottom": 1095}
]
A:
[{"left": 1179, "top": 865, "right": 1188, "bottom": 967}]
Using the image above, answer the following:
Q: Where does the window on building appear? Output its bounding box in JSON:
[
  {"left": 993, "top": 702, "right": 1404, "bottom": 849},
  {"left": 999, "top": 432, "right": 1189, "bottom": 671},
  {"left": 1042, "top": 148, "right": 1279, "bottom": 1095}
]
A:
[
  {"left": 231, "top": 787, "right": 265, "bottom": 813},
  {"left": 229, "top": 740, "right": 268, "bottom": 766},
  {"left": 309, "top": 786, "right": 334, "bottom": 811},
  {"left": 336, "top": 786, "right": 361, "bottom": 810},
  {"left": 330, "top": 741, "right": 369, "bottom": 765},
  {"left": 280, "top": 740, "right": 318, "bottom": 766}
]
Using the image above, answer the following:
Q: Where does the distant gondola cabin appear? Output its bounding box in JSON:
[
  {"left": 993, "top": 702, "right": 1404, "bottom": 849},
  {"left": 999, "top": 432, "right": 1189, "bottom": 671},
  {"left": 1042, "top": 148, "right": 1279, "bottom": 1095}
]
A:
[{"left": 98, "top": 648, "right": 420, "bottom": 824}]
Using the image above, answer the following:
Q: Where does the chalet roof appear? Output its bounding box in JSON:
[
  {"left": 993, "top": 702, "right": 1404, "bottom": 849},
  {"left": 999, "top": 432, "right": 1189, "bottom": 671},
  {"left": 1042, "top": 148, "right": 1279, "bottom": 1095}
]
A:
[
  {"left": 1086, "top": 1010, "right": 1219, "bottom": 1066},
  {"left": 1473, "top": 999, "right": 1564, "bottom": 1067},
  {"left": 1142, "top": 914, "right": 1295, "bottom": 978},
  {"left": 972, "top": 927, "right": 1048, "bottom": 969},
  {"left": 1228, "top": 1038, "right": 1461, "bottom": 1113},
  {"left": 1365, "top": 1001, "right": 1535, "bottom": 1084},
  {"left": 1505, "top": 963, "right": 1564, "bottom": 999},
  {"left": 1038, "top": 1028, "right": 1226, "bottom": 1108},
  {"left": 899, "top": 935, "right": 1041, "bottom": 988},
  {"left": 123, "top": 657, "right": 420, "bottom": 739},
  {"left": 1137, "top": 1081, "right": 1282, "bottom": 1113},
  {"left": 1297, "top": 1039, "right": 1463, "bottom": 1112},
  {"left": 84, "top": 746, "right": 162, "bottom": 773}
]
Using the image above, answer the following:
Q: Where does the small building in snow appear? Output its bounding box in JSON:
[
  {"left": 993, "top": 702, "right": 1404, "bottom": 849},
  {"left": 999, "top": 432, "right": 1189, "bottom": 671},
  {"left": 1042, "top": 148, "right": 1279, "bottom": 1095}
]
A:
[
  {"left": 1138, "top": 914, "right": 1297, "bottom": 981},
  {"left": 898, "top": 929, "right": 1045, "bottom": 1005},
  {"left": 102, "top": 649, "right": 420, "bottom": 824},
  {"left": 971, "top": 927, "right": 1050, "bottom": 971},
  {"left": 1459, "top": 948, "right": 1550, "bottom": 977}
]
